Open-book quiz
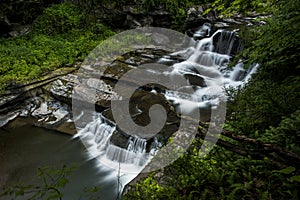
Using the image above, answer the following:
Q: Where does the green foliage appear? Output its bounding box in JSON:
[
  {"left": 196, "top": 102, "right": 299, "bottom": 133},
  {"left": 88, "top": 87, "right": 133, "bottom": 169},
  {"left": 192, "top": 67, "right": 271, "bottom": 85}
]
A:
[
  {"left": 258, "top": 110, "right": 300, "bottom": 153},
  {"left": 243, "top": 2, "right": 300, "bottom": 79},
  {"left": 0, "top": 165, "right": 77, "bottom": 200},
  {"left": 32, "top": 2, "right": 83, "bottom": 35},
  {"left": 1, "top": 1, "right": 299, "bottom": 199},
  {"left": 206, "top": 0, "right": 272, "bottom": 16},
  {"left": 0, "top": 164, "right": 102, "bottom": 200},
  {"left": 273, "top": 166, "right": 295, "bottom": 175},
  {"left": 124, "top": 144, "right": 300, "bottom": 199},
  {"left": 0, "top": 3, "right": 115, "bottom": 91},
  {"left": 227, "top": 0, "right": 300, "bottom": 139},
  {"left": 141, "top": 0, "right": 211, "bottom": 30},
  {"left": 227, "top": 79, "right": 299, "bottom": 135},
  {"left": 290, "top": 175, "right": 300, "bottom": 183}
]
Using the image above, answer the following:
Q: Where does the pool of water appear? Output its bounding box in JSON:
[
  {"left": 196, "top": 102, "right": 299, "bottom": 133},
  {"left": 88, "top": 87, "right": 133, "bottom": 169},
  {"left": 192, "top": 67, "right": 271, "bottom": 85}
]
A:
[{"left": 0, "top": 117, "right": 121, "bottom": 200}]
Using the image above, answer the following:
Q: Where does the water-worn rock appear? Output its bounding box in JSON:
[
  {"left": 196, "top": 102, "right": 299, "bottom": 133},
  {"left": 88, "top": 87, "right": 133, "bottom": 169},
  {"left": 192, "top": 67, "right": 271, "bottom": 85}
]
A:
[
  {"left": 0, "top": 67, "right": 76, "bottom": 113},
  {"left": 184, "top": 74, "right": 207, "bottom": 87},
  {"left": 31, "top": 97, "right": 76, "bottom": 135},
  {"left": 73, "top": 78, "right": 121, "bottom": 108},
  {"left": 103, "top": 90, "right": 180, "bottom": 148},
  {"left": 0, "top": 112, "right": 19, "bottom": 128}
]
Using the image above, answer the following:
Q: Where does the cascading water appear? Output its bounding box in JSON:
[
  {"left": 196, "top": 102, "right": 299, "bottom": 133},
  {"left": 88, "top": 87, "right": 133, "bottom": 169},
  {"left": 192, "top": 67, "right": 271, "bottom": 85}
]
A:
[
  {"left": 163, "top": 29, "right": 258, "bottom": 114},
  {"left": 74, "top": 113, "right": 152, "bottom": 199},
  {"left": 75, "top": 114, "right": 151, "bottom": 172},
  {"left": 127, "top": 136, "right": 147, "bottom": 154},
  {"left": 74, "top": 25, "right": 258, "bottom": 199}
]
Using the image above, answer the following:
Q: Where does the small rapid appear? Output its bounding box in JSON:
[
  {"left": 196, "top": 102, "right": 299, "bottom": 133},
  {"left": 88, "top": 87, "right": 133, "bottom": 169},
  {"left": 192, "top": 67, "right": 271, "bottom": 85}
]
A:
[{"left": 163, "top": 29, "right": 257, "bottom": 116}]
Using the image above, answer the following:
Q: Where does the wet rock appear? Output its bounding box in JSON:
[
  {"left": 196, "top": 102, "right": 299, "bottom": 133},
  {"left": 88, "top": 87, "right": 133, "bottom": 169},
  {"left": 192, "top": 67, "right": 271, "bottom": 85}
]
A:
[
  {"left": 124, "top": 57, "right": 141, "bottom": 66},
  {"left": 43, "top": 73, "right": 79, "bottom": 105},
  {"left": 54, "top": 121, "right": 77, "bottom": 135},
  {"left": 67, "top": 49, "right": 169, "bottom": 112},
  {"left": 193, "top": 22, "right": 212, "bottom": 40},
  {"left": 151, "top": 33, "right": 170, "bottom": 46},
  {"left": 116, "top": 49, "right": 169, "bottom": 67},
  {"left": 125, "top": 15, "right": 142, "bottom": 28},
  {"left": 103, "top": 90, "right": 179, "bottom": 146},
  {"left": 213, "top": 21, "right": 230, "bottom": 29},
  {"left": 212, "top": 31, "right": 242, "bottom": 57},
  {"left": 0, "top": 112, "right": 19, "bottom": 128},
  {"left": 184, "top": 73, "right": 206, "bottom": 87},
  {"left": 104, "top": 61, "right": 135, "bottom": 80},
  {"left": 0, "top": 67, "right": 76, "bottom": 114},
  {"left": 21, "top": 102, "right": 76, "bottom": 134},
  {"left": 31, "top": 101, "right": 52, "bottom": 117},
  {"left": 73, "top": 78, "right": 121, "bottom": 108},
  {"left": 30, "top": 97, "right": 76, "bottom": 135},
  {"left": 110, "top": 129, "right": 130, "bottom": 149},
  {"left": 122, "top": 6, "right": 144, "bottom": 15}
]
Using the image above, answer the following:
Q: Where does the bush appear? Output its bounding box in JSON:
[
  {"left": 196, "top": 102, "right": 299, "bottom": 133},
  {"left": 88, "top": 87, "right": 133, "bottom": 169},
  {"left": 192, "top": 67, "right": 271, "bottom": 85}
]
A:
[
  {"left": 32, "top": 2, "right": 83, "bottom": 35},
  {"left": 124, "top": 145, "right": 299, "bottom": 199},
  {"left": 227, "top": 0, "right": 300, "bottom": 136}
]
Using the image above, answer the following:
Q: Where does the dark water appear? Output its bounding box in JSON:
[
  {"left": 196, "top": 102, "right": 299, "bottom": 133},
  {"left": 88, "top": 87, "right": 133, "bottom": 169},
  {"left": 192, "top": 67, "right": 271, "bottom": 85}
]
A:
[{"left": 0, "top": 117, "right": 120, "bottom": 200}]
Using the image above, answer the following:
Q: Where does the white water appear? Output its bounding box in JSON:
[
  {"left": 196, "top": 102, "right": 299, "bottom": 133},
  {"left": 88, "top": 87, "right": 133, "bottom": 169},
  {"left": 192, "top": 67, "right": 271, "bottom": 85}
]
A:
[
  {"left": 164, "top": 29, "right": 258, "bottom": 114},
  {"left": 75, "top": 114, "right": 151, "bottom": 173},
  {"left": 74, "top": 113, "right": 153, "bottom": 198},
  {"left": 75, "top": 26, "right": 258, "bottom": 198}
]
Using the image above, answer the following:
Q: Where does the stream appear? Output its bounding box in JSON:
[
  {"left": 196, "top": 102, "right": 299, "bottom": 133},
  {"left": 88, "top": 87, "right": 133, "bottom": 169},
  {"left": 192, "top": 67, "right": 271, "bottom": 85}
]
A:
[
  {"left": 0, "top": 117, "right": 126, "bottom": 199},
  {"left": 0, "top": 23, "right": 258, "bottom": 199}
]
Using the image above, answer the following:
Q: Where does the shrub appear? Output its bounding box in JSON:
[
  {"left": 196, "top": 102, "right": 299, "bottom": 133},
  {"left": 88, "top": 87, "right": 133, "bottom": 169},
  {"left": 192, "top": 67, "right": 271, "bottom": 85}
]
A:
[{"left": 32, "top": 2, "right": 83, "bottom": 35}]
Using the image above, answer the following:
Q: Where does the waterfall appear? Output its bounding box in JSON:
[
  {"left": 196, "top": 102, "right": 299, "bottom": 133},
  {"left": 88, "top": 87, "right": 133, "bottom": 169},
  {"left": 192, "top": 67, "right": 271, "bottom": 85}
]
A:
[
  {"left": 74, "top": 25, "right": 258, "bottom": 198},
  {"left": 164, "top": 28, "right": 258, "bottom": 115},
  {"left": 75, "top": 114, "right": 151, "bottom": 173},
  {"left": 127, "top": 136, "right": 147, "bottom": 154}
]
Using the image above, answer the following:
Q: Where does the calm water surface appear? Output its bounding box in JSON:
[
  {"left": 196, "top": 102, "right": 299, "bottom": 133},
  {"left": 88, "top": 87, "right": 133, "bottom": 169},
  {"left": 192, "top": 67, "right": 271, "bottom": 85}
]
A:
[{"left": 0, "top": 117, "right": 120, "bottom": 200}]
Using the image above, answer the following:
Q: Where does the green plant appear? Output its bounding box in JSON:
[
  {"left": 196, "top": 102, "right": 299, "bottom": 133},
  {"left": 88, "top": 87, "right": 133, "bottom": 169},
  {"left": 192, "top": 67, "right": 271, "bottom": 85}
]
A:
[
  {"left": 124, "top": 143, "right": 299, "bottom": 199},
  {"left": 32, "top": 2, "right": 83, "bottom": 35},
  {"left": 0, "top": 2, "right": 115, "bottom": 92},
  {"left": 0, "top": 165, "right": 77, "bottom": 200},
  {"left": 1, "top": 164, "right": 103, "bottom": 200}
]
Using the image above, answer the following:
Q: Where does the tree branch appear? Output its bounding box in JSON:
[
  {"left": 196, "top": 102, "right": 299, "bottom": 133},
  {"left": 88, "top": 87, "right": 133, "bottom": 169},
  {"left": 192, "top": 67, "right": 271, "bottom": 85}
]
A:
[
  {"left": 221, "top": 130, "right": 300, "bottom": 161},
  {"left": 196, "top": 128, "right": 299, "bottom": 168}
]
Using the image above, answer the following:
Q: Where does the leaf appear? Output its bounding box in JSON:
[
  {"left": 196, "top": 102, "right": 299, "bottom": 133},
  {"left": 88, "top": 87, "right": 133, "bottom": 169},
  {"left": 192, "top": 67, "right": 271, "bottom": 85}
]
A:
[
  {"left": 275, "top": 166, "right": 296, "bottom": 174},
  {"left": 230, "top": 183, "right": 243, "bottom": 189},
  {"left": 57, "top": 178, "right": 69, "bottom": 187},
  {"left": 290, "top": 175, "right": 300, "bottom": 182}
]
